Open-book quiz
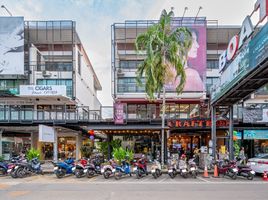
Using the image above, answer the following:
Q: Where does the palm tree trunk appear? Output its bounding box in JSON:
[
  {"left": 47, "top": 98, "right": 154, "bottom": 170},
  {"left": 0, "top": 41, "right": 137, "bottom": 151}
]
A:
[{"left": 161, "top": 86, "right": 166, "bottom": 166}]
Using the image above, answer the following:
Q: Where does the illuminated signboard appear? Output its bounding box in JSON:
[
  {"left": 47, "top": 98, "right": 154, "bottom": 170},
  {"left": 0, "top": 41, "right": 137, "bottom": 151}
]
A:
[{"left": 168, "top": 119, "right": 229, "bottom": 128}]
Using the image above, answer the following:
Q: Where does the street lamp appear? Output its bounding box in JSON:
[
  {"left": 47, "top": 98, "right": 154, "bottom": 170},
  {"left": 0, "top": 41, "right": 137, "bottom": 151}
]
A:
[{"left": 1, "top": 5, "right": 13, "bottom": 16}]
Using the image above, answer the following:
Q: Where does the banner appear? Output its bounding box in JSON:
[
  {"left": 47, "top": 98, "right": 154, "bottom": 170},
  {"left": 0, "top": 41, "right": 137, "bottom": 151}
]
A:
[
  {"left": 243, "top": 108, "right": 268, "bottom": 123},
  {"left": 39, "top": 125, "right": 55, "bottom": 143},
  {"left": 165, "top": 18, "right": 206, "bottom": 92},
  {"left": 20, "top": 85, "right": 67, "bottom": 96},
  {"left": 0, "top": 17, "right": 24, "bottom": 74},
  {"left": 114, "top": 103, "right": 124, "bottom": 124}
]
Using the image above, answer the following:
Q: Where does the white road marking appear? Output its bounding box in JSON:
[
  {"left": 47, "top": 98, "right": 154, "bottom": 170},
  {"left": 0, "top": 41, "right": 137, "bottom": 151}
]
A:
[{"left": 197, "top": 176, "right": 211, "bottom": 182}]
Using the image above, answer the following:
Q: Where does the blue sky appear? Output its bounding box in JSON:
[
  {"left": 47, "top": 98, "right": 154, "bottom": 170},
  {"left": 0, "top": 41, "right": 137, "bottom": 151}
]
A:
[{"left": 0, "top": 0, "right": 257, "bottom": 106}]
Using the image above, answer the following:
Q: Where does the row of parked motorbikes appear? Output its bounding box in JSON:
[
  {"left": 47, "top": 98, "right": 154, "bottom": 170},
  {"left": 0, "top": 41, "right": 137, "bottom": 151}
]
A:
[{"left": 0, "top": 154, "right": 256, "bottom": 180}]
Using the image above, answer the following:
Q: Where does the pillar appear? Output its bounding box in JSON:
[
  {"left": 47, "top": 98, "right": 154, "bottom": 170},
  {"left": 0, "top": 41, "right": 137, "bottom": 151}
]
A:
[
  {"left": 211, "top": 106, "right": 217, "bottom": 159},
  {"left": 164, "top": 130, "right": 167, "bottom": 164},
  {"left": 229, "top": 105, "right": 234, "bottom": 160},
  {"left": 0, "top": 129, "right": 3, "bottom": 157},
  {"left": 76, "top": 133, "right": 82, "bottom": 160},
  {"left": 53, "top": 130, "right": 58, "bottom": 161},
  {"left": 107, "top": 134, "right": 112, "bottom": 160}
]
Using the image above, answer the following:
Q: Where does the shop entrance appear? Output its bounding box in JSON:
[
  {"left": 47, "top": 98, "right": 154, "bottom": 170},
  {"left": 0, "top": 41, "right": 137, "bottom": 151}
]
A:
[{"left": 58, "top": 137, "right": 76, "bottom": 159}]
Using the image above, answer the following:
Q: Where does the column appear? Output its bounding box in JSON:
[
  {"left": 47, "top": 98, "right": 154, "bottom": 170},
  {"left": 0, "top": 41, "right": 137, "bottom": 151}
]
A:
[
  {"left": 107, "top": 134, "right": 112, "bottom": 160},
  {"left": 164, "top": 130, "right": 167, "bottom": 164},
  {"left": 76, "top": 133, "right": 82, "bottom": 160},
  {"left": 53, "top": 130, "right": 58, "bottom": 161},
  {"left": 0, "top": 129, "right": 3, "bottom": 157},
  {"left": 229, "top": 105, "right": 234, "bottom": 160},
  {"left": 211, "top": 106, "right": 217, "bottom": 159}
]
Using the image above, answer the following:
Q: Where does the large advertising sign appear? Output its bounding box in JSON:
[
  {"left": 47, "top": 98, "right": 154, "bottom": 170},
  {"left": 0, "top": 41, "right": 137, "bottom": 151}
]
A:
[
  {"left": 39, "top": 125, "right": 55, "bottom": 143},
  {"left": 20, "top": 85, "right": 67, "bottom": 96},
  {"left": 0, "top": 17, "right": 24, "bottom": 75},
  {"left": 165, "top": 18, "right": 206, "bottom": 92}
]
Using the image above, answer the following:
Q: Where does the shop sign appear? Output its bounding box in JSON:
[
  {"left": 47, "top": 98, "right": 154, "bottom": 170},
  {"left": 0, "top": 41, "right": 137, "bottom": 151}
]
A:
[
  {"left": 20, "top": 85, "right": 66, "bottom": 96},
  {"left": 244, "top": 130, "right": 268, "bottom": 139},
  {"left": 211, "top": 0, "right": 268, "bottom": 103},
  {"left": 167, "top": 119, "right": 229, "bottom": 128},
  {"left": 243, "top": 108, "right": 268, "bottom": 123},
  {"left": 114, "top": 103, "right": 124, "bottom": 124},
  {"left": 39, "top": 125, "right": 55, "bottom": 143}
]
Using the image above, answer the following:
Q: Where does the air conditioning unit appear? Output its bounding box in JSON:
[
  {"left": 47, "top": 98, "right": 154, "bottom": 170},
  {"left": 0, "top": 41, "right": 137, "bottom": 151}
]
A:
[
  {"left": 117, "top": 68, "right": 124, "bottom": 76},
  {"left": 42, "top": 70, "right": 52, "bottom": 77}
]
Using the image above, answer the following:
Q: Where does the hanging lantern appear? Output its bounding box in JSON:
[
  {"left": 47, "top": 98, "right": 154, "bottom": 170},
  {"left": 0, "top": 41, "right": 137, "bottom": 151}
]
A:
[{"left": 90, "top": 135, "right": 94, "bottom": 140}]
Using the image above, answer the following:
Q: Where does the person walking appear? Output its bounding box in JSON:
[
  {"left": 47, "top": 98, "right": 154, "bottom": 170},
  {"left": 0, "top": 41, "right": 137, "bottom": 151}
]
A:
[{"left": 239, "top": 147, "right": 246, "bottom": 165}]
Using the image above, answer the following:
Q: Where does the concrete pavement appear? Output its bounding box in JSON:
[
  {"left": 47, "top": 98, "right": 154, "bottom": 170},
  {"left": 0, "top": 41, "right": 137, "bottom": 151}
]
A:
[{"left": 0, "top": 174, "right": 267, "bottom": 200}]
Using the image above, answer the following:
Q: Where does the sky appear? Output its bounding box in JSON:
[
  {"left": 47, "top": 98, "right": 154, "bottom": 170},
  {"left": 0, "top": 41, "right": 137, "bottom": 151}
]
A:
[{"left": 0, "top": 0, "right": 258, "bottom": 106}]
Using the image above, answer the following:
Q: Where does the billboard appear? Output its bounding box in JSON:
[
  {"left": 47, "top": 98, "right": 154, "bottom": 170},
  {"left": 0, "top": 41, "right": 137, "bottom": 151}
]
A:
[
  {"left": 243, "top": 108, "right": 268, "bottom": 123},
  {"left": 165, "top": 18, "right": 207, "bottom": 92},
  {"left": 0, "top": 17, "right": 24, "bottom": 75},
  {"left": 114, "top": 103, "right": 124, "bottom": 124}
]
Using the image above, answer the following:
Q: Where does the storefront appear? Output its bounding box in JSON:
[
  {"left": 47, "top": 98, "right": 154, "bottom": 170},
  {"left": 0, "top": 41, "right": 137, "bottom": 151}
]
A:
[{"left": 1, "top": 132, "right": 31, "bottom": 160}]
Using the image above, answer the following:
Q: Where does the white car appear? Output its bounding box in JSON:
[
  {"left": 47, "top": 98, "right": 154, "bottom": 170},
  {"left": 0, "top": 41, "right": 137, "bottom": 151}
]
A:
[{"left": 247, "top": 154, "right": 268, "bottom": 174}]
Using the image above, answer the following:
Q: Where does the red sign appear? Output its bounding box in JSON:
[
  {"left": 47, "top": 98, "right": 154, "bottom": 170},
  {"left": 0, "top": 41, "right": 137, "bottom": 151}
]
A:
[{"left": 168, "top": 119, "right": 229, "bottom": 128}]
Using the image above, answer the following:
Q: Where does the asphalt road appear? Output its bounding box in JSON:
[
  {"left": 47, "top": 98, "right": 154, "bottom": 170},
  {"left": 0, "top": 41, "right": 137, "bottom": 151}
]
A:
[{"left": 0, "top": 174, "right": 267, "bottom": 200}]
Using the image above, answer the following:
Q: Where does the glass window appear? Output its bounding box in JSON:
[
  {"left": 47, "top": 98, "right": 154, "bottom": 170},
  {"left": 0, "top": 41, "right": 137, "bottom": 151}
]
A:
[
  {"left": 179, "top": 104, "right": 190, "bottom": 118},
  {"left": 117, "top": 77, "right": 145, "bottom": 93},
  {"left": 119, "top": 60, "right": 143, "bottom": 69},
  {"left": 36, "top": 79, "right": 73, "bottom": 97},
  {"left": 78, "top": 52, "right": 81, "bottom": 75},
  {"left": 206, "top": 77, "right": 219, "bottom": 93},
  {"left": 127, "top": 105, "right": 137, "bottom": 119},
  {"left": 207, "top": 60, "right": 219, "bottom": 69}
]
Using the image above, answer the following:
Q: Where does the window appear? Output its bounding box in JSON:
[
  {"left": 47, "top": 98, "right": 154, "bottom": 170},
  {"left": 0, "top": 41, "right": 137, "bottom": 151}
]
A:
[
  {"left": 207, "top": 60, "right": 219, "bottom": 69},
  {"left": 78, "top": 51, "right": 81, "bottom": 75},
  {"left": 36, "top": 79, "right": 73, "bottom": 97},
  {"left": 0, "top": 80, "right": 26, "bottom": 94},
  {"left": 119, "top": 60, "right": 143, "bottom": 69},
  {"left": 43, "top": 62, "right": 72, "bottom": 71},
  {"left": 206, "top": 77, "right": 219, "bottom": 93},
  {"left": 117, "top": 77, "right": 145, "bottom": 93}
]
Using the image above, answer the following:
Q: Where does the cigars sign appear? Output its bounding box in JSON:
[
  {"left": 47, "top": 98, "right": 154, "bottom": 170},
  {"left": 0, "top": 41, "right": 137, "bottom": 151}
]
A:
[{"left": 168, "top": 119, "right": 229, "bottom": 128}]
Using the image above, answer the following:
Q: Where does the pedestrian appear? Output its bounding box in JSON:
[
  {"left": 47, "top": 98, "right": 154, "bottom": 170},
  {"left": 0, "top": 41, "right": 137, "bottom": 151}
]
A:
[{"left": 239, "top": 147, "right": 246, "bottom": 164}]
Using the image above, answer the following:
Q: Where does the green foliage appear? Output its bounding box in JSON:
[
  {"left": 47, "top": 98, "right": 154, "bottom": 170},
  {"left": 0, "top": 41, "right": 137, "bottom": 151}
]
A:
[
  {"left": 113, "top": 147, "right": 134, "bottom": 164},
  {"left": 0, "top": 155, "right": 4, "bottom": 162},
  {"left": 97, "top": 139, "right": 122, "bottom": 158},
  {"left": 26, "top": 148, "right": 41, "bottom": 160},
  {"left": 234, "top": 140, "right": 240, "bottom": 157},
  {"left": 135, "top": 9, "right": 192, "bottom": 99},
  {"left": 80, "top": 145, "right": 93, "bottom": 158}
]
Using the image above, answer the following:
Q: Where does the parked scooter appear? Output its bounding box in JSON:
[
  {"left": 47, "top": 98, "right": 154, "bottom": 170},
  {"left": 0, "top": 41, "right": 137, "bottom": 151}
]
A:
[
  {"left": 114, "top": 160, "right": 131, "bottom": 180},
  {"left": 52, "top": 157, "right": 75, "bottom": 178},
  {"left": 133, "top": 156, "right": 148, "bottom": 179},
  {"left": 151, "top": 160, "right": 162, "bottom": 179},
  {"left": 85, "top": 157, "right": 102, "bottom": 178},
  {"left": 216, "top": 159, "right": 238, "bottom": 180},
  {"left": 235, "top": 157, "right": 255, "bottom": 180},
  {"left": 0, "top": 156, "right": 27, "bottom": 178},
  {"left": 74, "top": 158, "right": 88, "bottom": 178},
  {"left": 179, "top": 155, "right": 189, "bottom": 178},
  {"left": 188, "top": 157, "right": 198, "bottom": 178},
  {"left": 101, "top": 159, "right": 117, "bottom": 179},
  {"left": 168, "top": 157, "right": 179, "bottom": 179},
  {"left": 14, "top": 158, "right": 43, "bottom": 178}
]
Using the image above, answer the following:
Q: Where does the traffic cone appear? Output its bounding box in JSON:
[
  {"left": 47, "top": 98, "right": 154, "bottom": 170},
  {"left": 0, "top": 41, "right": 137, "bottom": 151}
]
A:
[
  {"left": 212, "top": 164, "right": 219, "bottom": 178},
  {"left": 203, "top": 165, "right": 210, "bottom": 178},
  {"left": 263, "top": 171, "right": 268, "bottom": 181}
]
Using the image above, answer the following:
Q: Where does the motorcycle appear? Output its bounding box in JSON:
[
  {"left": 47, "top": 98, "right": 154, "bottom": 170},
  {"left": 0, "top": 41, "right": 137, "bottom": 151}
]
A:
[
  {"left": 85, "top": 157, "right": 102, "bottom": 178},
  {"left": 235, "top": 157, "right": 255, "bottom": 180},
  {"left": 13, "top": 158, "right": 43, "bottom": 178},
  {"left": 168, "top": 158, "right": 179, "bottom": 179},
  {"left": 101, "top": 159, "right": 117, "bottom": 179},
  {"left": 52, "top": 157, "right": 75, "bottom": 178},
  {"left": 133, "top": 158, "right": 148, "bottom": 179},
  {"left": 0, "top": 156, "right": 27, "bottom": 178},
  {"left": 114, "top": 160, "right": 131, "bottom": 180},
  {"left": 151, "top": 160, "right": 162, "bottom": 179},
  {"left": 188, "top": 157, "right": 198, "bottom": 178},
  {"left": 216, "top": 159, "right": 238, "bottom": 180},
  {"left": 74, "top": 158, "right": 88, "bottom": 178},
  {"left": 179, "top": 158, "right": 189, "bottom": 178}
]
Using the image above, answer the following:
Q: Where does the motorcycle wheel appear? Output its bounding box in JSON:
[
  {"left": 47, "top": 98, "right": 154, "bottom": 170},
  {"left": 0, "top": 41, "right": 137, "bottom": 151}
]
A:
[
  {"left": 152, "top": 172, "right": 158, "bottom": 179},
  {"left": 136, "top": 169, "right": 142, "bottom": 179},
  {"left": 247, "top": 172, "right": 254, "bottom": 180},
  {"left": 10, "top": 169, "right": 17, "bottom": 178},
  {"left": 0, "top": 167, "right": 6, "bottom": 176},
  {"left": 192, "top": 171, "right": 197, "bottom": 179},
  {"left": 156, "top": 169, "right": 161, "bottom": 177},
  {"left": 168, "top": 171, "right": 176, "bottom": 179},
  {"left": 231, "top": 173, "right": 237, "bottom": 180},
  {"left": 182, "top": 173, "right": 188, "bottom": 179},
  {"left": 86, "top": 169, "right": 95, "bottom": 178},
  {"left": 75, "top": 169, "right": 83, "bottom": 178},
  {"left": 114, "top": 171, "right": 121, "bottom": 180},
  {"left": 16, "top": 167, "right": 27, "bottom": 178},
  {"left": 56, "top": 168, "right": 66, "bottom": 179},
  {"left": 103, "top": 170, "right": 111, "bottom": 179}
]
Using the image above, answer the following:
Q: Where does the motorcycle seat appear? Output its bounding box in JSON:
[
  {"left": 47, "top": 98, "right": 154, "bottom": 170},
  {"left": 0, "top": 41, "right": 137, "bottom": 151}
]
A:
[{"left": 237, "top": 165, "right": 249, "bottom": 169}]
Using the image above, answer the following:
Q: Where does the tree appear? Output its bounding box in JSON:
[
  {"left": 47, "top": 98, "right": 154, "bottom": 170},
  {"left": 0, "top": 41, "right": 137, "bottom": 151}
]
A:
[{"left": 135, "top": 9, "right": 192, "bottom": 165}]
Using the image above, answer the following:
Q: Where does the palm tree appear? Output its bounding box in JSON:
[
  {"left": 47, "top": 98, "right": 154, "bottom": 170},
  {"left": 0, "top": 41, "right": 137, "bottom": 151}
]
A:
[{"left": 135, "top": 9, "right": 192, "bottom": 166}]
